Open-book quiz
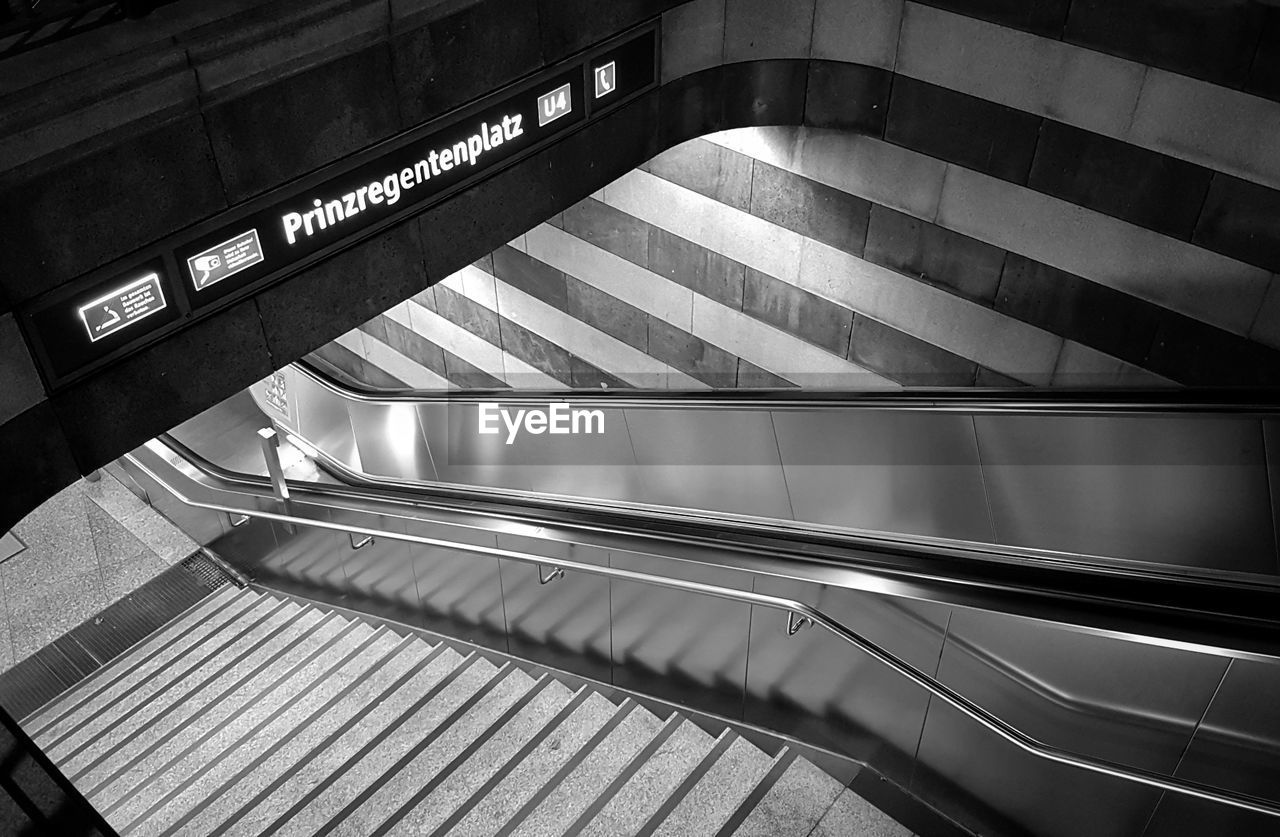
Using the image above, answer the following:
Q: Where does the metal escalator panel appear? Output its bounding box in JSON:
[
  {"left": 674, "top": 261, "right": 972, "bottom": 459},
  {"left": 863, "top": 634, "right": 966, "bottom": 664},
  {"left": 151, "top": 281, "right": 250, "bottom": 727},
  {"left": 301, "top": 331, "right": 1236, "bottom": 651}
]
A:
[{"left": 242, "top": 361, "right": 1280, "bottom": 583}]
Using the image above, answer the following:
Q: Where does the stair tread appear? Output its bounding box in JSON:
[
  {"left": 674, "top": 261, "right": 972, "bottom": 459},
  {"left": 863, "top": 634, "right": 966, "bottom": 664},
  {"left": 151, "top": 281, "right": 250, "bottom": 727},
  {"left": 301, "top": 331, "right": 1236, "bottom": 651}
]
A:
[
  {"left": 578, "top": 718, "right": 718, "bottom": 837},
  {"left": 650, "top": 735, "right": 774, "bottom": 837},
  {"left": 262, "top": 655, "right": 502, "bottom": 836},
  {"left": 809, "top": 787, "right": 913, "bottom": 837},
  {"left": 379, "top": 680, "right": 577, "bottom": 837},
  {"left": 44, "top": 595, "right": 296, "bottom": 761},
  {"left": 507, "top": 703, "right": 665, "bottom": 837},
  {"left": 81, "top": 611, "right": 352, "bottom": 806},
  {"left": 445, "top": 691, "right": 620, "bottom": 837},
  {"left": 102, "top": 621, "right": 384, "bottom": 829},
  {"left": 24, "top": 585, "right": 243, "bottom": 731},
  {"left": 33, "top": 588, "right": 265, "bottom": 746},
  {"left": 166, "top": 637, "right": 437, "bottom": 837},
  {"left": 336, "top": 667, "right": 540, "bottom": 836},
  {"left": 134, "top": 632, "right": 436, "bottom": 837},
  {"left": 729, "top": 756, "right": 845, "bottom": 837},
  {"left": 63, "top": 604, "right": 324, "bottom": 780},
  {"left": 216, "top": 644, "right": 468, "bottom": 837}
]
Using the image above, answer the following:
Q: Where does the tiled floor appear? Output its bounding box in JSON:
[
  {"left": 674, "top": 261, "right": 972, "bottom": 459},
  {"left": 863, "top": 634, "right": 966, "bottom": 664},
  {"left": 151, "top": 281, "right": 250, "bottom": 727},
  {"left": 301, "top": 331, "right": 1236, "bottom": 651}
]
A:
[{"left": 0, "top": 471, "right": 197, "bottom": 671}]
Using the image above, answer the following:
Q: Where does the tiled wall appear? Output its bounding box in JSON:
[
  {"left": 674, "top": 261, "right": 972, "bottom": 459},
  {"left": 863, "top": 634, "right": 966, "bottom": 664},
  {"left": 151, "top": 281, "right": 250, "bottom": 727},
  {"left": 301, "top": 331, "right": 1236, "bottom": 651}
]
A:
[
  {"left": 321, "top": 127, "right": 1268, "bottom": 389},
  {"left": 315, "top": 0, "right": 1280, "bottom": 391}
]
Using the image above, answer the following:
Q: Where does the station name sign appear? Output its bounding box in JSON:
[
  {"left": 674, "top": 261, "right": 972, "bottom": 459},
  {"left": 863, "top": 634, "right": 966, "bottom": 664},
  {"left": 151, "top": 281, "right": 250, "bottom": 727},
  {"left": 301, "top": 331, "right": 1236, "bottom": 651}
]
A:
[{"left": 20, "top": 25, "right": 657, "bottom": 387}]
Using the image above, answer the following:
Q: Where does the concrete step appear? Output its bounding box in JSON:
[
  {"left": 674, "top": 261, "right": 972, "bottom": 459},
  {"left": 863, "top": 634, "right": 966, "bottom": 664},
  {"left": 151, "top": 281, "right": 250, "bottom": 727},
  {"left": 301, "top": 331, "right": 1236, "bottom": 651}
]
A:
[
  {"left": 374, "top": 679, "right": 578, "bottom": 836},
  {"left": 81, "top": 609, "right": 353, "bottom": 806},
  {"left": 726, "top": 754, "right": 846, "bottom": 837},
  {"left": 132, "top": 632, "right": 432, "bottom": 837},
  {"left": 23, "top": 585, "right": 243, "bottom": 732},
  {"left": 31, "top": 586, "right": 258, "bottom": 747},
  {"left": 22, "top": 584, "right": 913, "bottom": 837},
  {"left": 212, "top": 642, "right": 470, "bottom": 837},
  {"left": 251, "top": 653, "right": 503, "bottom": 836},
  {"left": 329, "top": 666, "right": 542, "bottom": 836},
  {"left": 100, "top": 620, "right": 387, "bottom": 830},
  {"left": 501, "top": 701, "right": 666, "bottom": 837},
  {"left": 45, "top": 594, "right": 294, "bottom": 763},
  {"left": 576, "top": 717, "right": 718, "bottom": 837},
  {"left": 164, "top": 635, "right": 440, "bottom": 837},
  {"left": 647, "top": 733, "right": 776, "bottom": 837},
  {"left": 442, "top": 691, "right": 623, "bottom": 837},
  {"left": 64, "top": 603, "right": 326, "bottom": 782}
]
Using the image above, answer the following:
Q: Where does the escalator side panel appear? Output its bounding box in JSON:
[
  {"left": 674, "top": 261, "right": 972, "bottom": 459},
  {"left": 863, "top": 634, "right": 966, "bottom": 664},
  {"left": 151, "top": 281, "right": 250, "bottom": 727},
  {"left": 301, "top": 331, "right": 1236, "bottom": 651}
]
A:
[
  {"left": 976, "top": 414, "right": 1275, "bottom": 571},
  {"left": 772, "top": 410, "right": 994, "bottom": 542}
]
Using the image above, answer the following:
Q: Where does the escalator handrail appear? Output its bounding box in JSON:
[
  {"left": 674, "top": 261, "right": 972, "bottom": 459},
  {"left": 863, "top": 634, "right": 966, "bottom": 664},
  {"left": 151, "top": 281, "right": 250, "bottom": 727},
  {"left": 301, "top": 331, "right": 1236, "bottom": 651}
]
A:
[
  {"left": 299, "top": 357, "right": 1280, "bottom": 412},
  {"left": 126, "top": 447, "right": 1280, "bottom": 819},
  {"left": 153, "top": 430, "right": 1280, "bottom": 667}
]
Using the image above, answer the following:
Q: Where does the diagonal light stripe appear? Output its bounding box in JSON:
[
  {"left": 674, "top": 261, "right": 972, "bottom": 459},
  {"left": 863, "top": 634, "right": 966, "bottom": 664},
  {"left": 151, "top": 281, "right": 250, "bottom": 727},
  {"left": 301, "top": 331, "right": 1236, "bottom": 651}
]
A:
[
  {"left": 521, "top": 223, "right": 900, "bottom": 389},
  {"left": 452, "top": 264, "right": 709, "bottom": 390}
]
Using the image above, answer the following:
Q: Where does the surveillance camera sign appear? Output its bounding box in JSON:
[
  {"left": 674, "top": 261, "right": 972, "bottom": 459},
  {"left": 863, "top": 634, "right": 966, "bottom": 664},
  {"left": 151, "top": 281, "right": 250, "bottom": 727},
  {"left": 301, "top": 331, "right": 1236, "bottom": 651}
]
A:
[{"left": 186, "top": 229, "right": 265, "bottom": 291}]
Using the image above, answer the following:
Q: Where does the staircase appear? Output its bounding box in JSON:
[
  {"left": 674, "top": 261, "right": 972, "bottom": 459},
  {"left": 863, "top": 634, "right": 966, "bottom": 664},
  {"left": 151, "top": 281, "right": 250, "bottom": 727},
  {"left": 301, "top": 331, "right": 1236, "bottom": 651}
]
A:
[{"left": 21, "top": 586, "right": 913, "bottom": 836}]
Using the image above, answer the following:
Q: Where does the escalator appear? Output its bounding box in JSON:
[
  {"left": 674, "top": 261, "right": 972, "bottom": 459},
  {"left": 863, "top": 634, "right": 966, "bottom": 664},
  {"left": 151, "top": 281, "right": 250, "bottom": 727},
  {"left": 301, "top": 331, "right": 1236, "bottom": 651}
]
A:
[{"left": 110, "top": 362, "right": 1280, "bottom": 837}]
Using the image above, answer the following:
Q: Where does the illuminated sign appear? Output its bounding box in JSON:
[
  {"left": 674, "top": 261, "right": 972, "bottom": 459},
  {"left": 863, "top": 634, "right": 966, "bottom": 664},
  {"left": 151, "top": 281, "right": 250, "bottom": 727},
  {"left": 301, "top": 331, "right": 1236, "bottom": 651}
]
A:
[
  {"left": 187, "top": 229, "right": 264, "bottom": 291},
  {"left": 174, "top": 65, "right": 588, "bottom": 309},
  {"left": 537, "top": 83, "right": 573, "bottom": 126},
  {"left": 77, "top": 273, "right": 167, "bottom": 342},
  {"left": 594, "top": 61, "right": 617, "bottom": 98},
  {"left": 22, "top": 258, "right": 182, "bottom": 383},
  {"left": 20, "top": 24, "right": 657, "bottom": 388}
]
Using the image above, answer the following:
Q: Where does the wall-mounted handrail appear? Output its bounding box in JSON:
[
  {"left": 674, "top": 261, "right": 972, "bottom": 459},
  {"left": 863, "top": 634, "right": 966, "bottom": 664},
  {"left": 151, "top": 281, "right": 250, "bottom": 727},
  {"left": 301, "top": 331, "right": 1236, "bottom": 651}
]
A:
[
  {"left": 151, "top": 430, "right": 1280, "bottom": 665},
  {"left": 127, "top": 449, "right": 1280, "bottom": 819}
]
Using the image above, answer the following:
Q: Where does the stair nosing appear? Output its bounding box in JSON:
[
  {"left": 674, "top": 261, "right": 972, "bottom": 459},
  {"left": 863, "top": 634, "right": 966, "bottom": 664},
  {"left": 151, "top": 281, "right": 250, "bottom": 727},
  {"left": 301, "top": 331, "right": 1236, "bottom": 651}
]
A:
[
  {"left": 312, "top": 661, "right": 522, "bottom": 837},
  {"left": 252, "top": 649, "right": 484, "bottom": 837},
  {"left": 566, "top": 710, "right": 686, "bottom": 837},
  {"left": 152, "top": 631, "right": 427, "bottom": 837},
  {"left": 106, "top": 619, "right": 389, "bottom": 829},
  {"left": 710, "top": 748, "right": 800, "bottom": 837},
  {"left": 367, "top": 673, "right": 560, "bottom": 837},
  {"left": 202, "top": 639, "right": 455, "bottom": 837},
  {"left": 25, "top": 585, "right": 242, "bottom": 729},
  {"left": 27, "top": 587, "right": 250, "bottom": 737},
  {"left": 633, "top": 729, "right": 739, "bottom": 837},
  {"left": 43, "top": 596, "right": 293, "bottom": 756},
  {"left": 69, "top": 606, "right": 334, "bottom": 785},
  {"left": 490, "top": 697, "right": 641, "bottom": 837},
  {"left": 73, "top": 609, "right": 340, "bottom": 793},
  {"left": 428, "top": 684, "right": 597, "bottom": 837}
]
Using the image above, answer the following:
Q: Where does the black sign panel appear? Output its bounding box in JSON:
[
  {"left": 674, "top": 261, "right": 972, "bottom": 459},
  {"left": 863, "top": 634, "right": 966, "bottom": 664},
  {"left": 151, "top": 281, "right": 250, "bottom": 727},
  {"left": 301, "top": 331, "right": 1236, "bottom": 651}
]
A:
[
  {"left": 176, "top": 67, "right": 586, "bottom": 308},
  {"left": 20, "top": 23, "right": 659, "bottom": 388},
  {"left": 587, "top": 28, "right": 657, "bottom": 114},
  {"left": 25, "top": 259, "right": 180, "bottom": 382}
]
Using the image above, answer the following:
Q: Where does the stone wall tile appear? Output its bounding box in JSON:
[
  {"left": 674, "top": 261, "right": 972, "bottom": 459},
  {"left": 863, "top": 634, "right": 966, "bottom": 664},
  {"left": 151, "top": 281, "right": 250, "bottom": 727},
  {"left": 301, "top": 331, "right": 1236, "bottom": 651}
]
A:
[
  {"left": 742, "top": 267, "right": 853, "bottom": 355},
  {"left": 662, "top": 0, "right": 726, "bottom": 83},
  {"left": 724, "top": 0, "right": 816, "bottom": 62},
  {"left": 647, "top": 316, "right": 738, "bottom": 386},
  {"left": 804, "top": 62, "right": 891, "bottom": 135},
  {"left": 648, "top": 137, "right": 753, "bottom": 211},
  {"left": 848, "top": 314, "right": 977, "bottom": 386},
  {"left": 0, "top": 314, "right": 45, "bottom": 425},
  {"left": 204, "top": 47, "right": 401, "bottom": 203},
  {"left": 916, "top": 0, "right": 1069, "bottom": 38},
  {"left": 492, "top": 245, "right": 569, "bottom": 310},
  {"left": 1029, "top": 121, "right": 1213, "bottom": 240},
  {"left": 1193, "top": 174, "right": 1280, "bottom": 274},
  {"left": 864, "top": 205, "right": 1004, "bottom": 305},
  {"left": 1064, "top": 0, "right": 1263, "bottom": 88},
  {"left": 995, "top": 254, "right": 1159, "bottom": 365},
  {"left": 749, "top": 161, "right": 871, "bottom": 257},
  {"left": 562, "top": 198, "right": 650, "bottom": 267},
  {"left": 886, "top": 77, "right": 1040, "bottom": 184},
  {"left": 811, "top": 0, "right": 903, "bottom": 68},
  {"left": 566, "top": 278, "right": 649, "bottom": 352}
]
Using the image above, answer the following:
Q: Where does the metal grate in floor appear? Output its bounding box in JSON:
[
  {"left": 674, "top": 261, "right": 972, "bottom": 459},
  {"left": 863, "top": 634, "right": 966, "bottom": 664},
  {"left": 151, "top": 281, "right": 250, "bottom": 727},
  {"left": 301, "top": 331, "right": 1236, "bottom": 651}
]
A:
[{"left": 0, "top": 550, "right": 241, "bottom": 721}]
